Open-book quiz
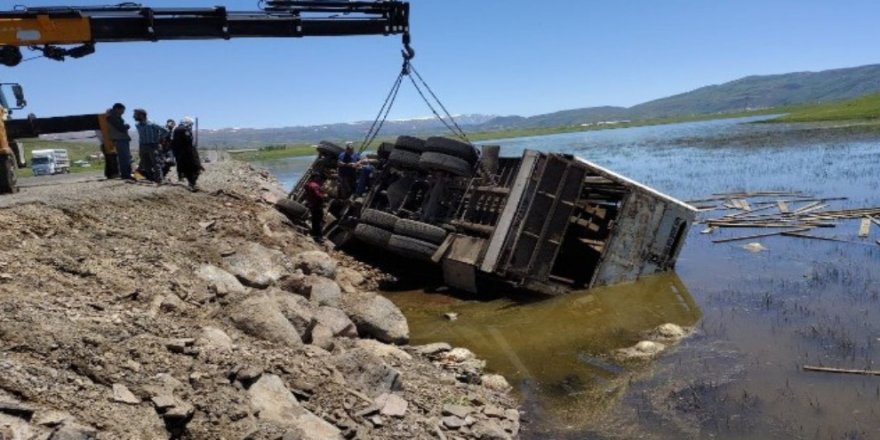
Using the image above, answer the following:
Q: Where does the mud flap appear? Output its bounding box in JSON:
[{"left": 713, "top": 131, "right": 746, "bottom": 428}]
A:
[{"left": 438, "top": 234, "right": 486, "bottom": 293}]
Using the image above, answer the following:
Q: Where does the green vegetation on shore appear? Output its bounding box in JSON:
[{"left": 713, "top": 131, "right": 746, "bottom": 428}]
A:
[
  {"left": 770, "top": 92, "right": 880, "bottom": 123},
  {"left": 226, "top": 144, "right": 315, "bottom": 161},
  {"left": 15, "top": 138, "right": 103, "bottom": 177}
]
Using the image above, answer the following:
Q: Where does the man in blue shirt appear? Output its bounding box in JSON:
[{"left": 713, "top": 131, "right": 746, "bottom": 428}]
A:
[
  {"left": 336, "top": 142, "right": 360, "bottom": 199},
  {"left": 133, "top": 108, "right": 169, "bottom": 183}
]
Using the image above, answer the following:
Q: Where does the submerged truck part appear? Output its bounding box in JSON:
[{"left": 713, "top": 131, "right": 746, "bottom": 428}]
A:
[{"left": 285, "top": 137, "right": 696, "bottom": 295}]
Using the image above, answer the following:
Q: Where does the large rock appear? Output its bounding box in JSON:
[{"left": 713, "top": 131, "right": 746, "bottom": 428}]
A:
[
  {"left": 314, "top": 306, "right": 358, "bottom": 338},
  {"left": 271, "top": 289, "right": 316, "bottom": 338},
  {"left": 614, "top": 340, "right": 666, "bottom": 361},
  {"left": 292, "top": 251, "right": 337, "bottom": 279},
  {"left": 229, "top": 295, "right": 303, "bottom": 347},
  {"left": 194, "top": 264, "right": 247, "bottom": 296},
  {"left": 334, "top": 348, "right": 403, "bottom": 398},
  {"left": 283, "top": 275, "right": 342, "bottom": 308},
  {"left": 49, "top": 423, "right": 97, "bottom": 440},
  {"left": 355, "top": 339, "right": 412, "bottom": 363},
  {"left": 336, "top": 267, "right": 365, "bottom": 293},
  {"left": 196, "top": 326, "right": 234, "bottom": 352},
  {"left": 223, "top": 242, "right": 288, "bottom": 288},
  {"left": 248, "top": 375, "right": 342, "bottom": 439},
  {"left": 342, "top": 292, "right": 409, "bottom": 345}
]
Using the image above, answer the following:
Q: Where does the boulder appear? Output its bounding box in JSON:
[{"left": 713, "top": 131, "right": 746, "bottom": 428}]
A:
[
  {"left": 292, "top": 251, "right": 337, "bottom": 279},
  {"left": 249, "top": 375, "right": 342, "bottom": 440},
  {"left": 354, "top": 339, "right": 412, "bottom": 362},
  {"left": 614, "top": 340, "right": 666, "bottom": 361},
  {"left": 271, "top": 290, "right": 316, "bottom": 338},
  {"left": 443, "top": 347, "right": 476, "bottom": 363},
  {"left": 229, "top": 295, "right": 303, "bottom": 347},
  {"left": 342, "top": 292, "right": 409, "bottom": 344},
  {"left": 481, "top": 374, "right": 512, "bottom": 393},
  {"left": 283, "top": 275, "right": 342, "bottom": 308},
  {"left": 336, "top": 267, "right": 365, "bottom": 293},
  {"left": 470, "top": 420, "right": 511, "bottom": 440},
  {"left": 309, "top": 324, "right": 335, "bottom": 351},
  {"left": 314, "top": 307, "right": 358, "bottom": 338},
  {"left": 195, "top": 326, "right": 234, "bottom": 352},
  {"left": 414, "top": 342, "right": 452, "bottom": 357},
  {"left": 223, "top": 242, "right": 288, "bottom": 288},
  {"left": 195, "top": 264, "right": 247, "bottom": 296},
  {"left": 49, "top": 423, "right": 97, "bottom": 440},
  {"left": 374, "top": 393, "right": 407, "bottom": 417},
  {"left": 334, "top": 348, "right": 403, "bottom": 398},
  {"left": 646, "top": 323, "right": 688, "bottom": 342},
  {"left": 111, "top": 384, "right": 140, "bottom": 404}
]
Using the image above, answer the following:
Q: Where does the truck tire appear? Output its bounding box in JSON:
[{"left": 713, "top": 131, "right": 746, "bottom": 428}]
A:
[
  {"left": 418, "top": 152, "right": 474, "bottom": 177},
  {"left": 377, "top": 141, "right": 394, "bottom": 159},
  {"left": 394, "top": 135, "right": 426, "bottom": 153},
  {"left": 0, "top": 154, "right": 17, "bottom": 194},
  {"left": 317, "top": 141, "right": 344, "bottom": 157},
  {"left": 388, "top": 148, "right": 421, "bottom": 170},
  {"left": 275, "top": 198, "right": 309, "bottom": 221},
  {"left": 394, "top": 218, "right": 447, "bottom": 244},
  {"left": 388, "top": 234, "right": 439, "bottom": 261},
  {"left": 354, "top": 223, "right": 392, "bottom": 248},
  {"left": 360, "top": 208, "right": 398, "bottom": 229},
  {"left": 425, "top": 137, "right": 479, "bottom": 164}
]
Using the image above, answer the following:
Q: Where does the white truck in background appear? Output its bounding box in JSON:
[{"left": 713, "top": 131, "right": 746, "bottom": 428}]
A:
[{"left": 30, "top": 149, "right": 70, "bottom": 176}]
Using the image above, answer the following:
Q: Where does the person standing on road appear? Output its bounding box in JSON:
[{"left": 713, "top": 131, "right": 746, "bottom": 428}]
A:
[
  {"left": 304, "top": 173, "right": 327, "bottom": 243},
  {"left": 171, "top": 116, "right": 203, "bottom": 191},
  {"left": 160, "top": 119, "right": 177, "bottom": 180},
  {"left": 337, "top": 142, "right": 360, "bottom": 199},
  {"left": 133, "top": 108, "right": 169, "bottom": 184},
  {"left": 105, "top": 103, "right": 132, "bottom": 179}
]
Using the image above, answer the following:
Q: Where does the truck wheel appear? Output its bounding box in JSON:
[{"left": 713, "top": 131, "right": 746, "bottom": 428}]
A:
[
  {"left": 418, "top": 152, "right": 474, "bottom": 177},
  {"left": 394, "top": 135, "right": 426, "bottom": 153},
  {"left": 317, "top": 141, "right": 344, "bottom": 157},
  {"left": 354, "top": 223, "right": 392, "bottom": 248},
  {"left": 394, "top": 218, "right": 447, "bottom": 244},
  {"left": 388, "top": 234, "right": 438, "bottom": 261},
  {"left": 360, "top": 208, "right": 398, "bottom": 229},
  {"left": 388, "top": 148, "right": 421, "bottom": 170},
  {"left": 377, "top": 142, "right": 394, "bottom": 159},
  {"left": 425, "top": 137, "right": 479, "bottom": 164},
  {"left": 0, "top": 154, "right": 18, "bottom": 194},
  {"left": 275, "top": 198, "right": 309, "bottom": 221}
]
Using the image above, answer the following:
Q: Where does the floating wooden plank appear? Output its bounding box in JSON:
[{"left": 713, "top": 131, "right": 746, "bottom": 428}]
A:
[
  {"left": 712, "top": 227, "right": 812, "bottom": 244},
  {"left": 797, "top": 204, "right": 829, "bottom": 215},
  {"left": 701, "top": 226, "right": 717, "bottom": 235},
  {"left": 803, "top": 365, "right": 880, "bottom": 376},
  {"left": 792, "top": 201, "right": 822, "bottom": 214},
  {"left": 859, "top": 218, "right": 872, "bottom": 237},
  {"left": 777, "top": 200, "right": 789, "bottom": 214},
  {"left": 871, "top": 216, "right": 880, "bottom": 227},
  {"left": 782, "top": 232, "right": 864, "bottom": 245}
]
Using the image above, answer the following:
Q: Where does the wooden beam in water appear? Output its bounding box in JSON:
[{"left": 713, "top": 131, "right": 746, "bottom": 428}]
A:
[
  {"left": 859, "top": 217, "right": 871, "bottom": 237},
  {"left": 712, "top": 227, "right": 812, "bottom": 244},
  {"left": 777, "top": 200, "right": 789, "bottom": 214},
  {"left": 803, "top": 365, "right": 880, "bottom": 376}
]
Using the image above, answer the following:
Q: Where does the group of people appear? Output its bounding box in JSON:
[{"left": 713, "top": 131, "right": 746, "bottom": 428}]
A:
[
  {"left": 104, "top": 103, "right": 203, "bottom": 190},
  {"left": 304, "top": 142, "right": 378, "bottom": 243}
]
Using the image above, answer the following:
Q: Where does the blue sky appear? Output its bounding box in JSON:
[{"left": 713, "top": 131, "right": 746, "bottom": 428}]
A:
[{"left": 6, "top": 0, "right": 880, "bottom": 129}]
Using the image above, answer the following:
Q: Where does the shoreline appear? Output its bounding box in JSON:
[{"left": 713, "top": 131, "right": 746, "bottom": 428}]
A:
[{"left": 0, "top": 160, "right": 521, "bottom": 439}]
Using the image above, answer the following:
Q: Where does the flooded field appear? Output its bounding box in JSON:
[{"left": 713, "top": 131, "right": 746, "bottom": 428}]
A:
[{"left": 265, "top": 117, "right": 880, "bottom": 439}]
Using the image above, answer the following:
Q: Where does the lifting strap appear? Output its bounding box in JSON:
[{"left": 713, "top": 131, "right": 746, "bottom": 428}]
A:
[{"left": 358, "top": 56, "right": 471, "bottom": 153}]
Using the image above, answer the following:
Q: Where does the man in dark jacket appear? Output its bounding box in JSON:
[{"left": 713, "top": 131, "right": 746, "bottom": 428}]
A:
[
  {"left": 170, "top": 117, "right": 202, "bottom": 190},
  {"left": 105, "top": 103, "right": 132, "bottom": 179},
  {"left": 304, "top": 173, "right": 326, "bottom": 243}
]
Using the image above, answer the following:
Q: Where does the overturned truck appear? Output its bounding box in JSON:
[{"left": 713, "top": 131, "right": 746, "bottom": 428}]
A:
[{"left": 280, "top": 136, "right": 696, "bottom": 295}]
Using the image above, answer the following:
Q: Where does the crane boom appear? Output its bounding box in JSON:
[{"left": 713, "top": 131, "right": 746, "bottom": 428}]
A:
[{"left": 0, "top": 1, "right": 412, "bottom": 66}]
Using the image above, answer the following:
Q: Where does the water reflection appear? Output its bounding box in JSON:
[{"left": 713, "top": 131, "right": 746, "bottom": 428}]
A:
[{"left": 385, "top": 273, "right": 701, "bottom": 432}]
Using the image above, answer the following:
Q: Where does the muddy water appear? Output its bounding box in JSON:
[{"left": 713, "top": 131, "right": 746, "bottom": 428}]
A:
[{"left": 267, "top": 117, "right": 880, "bottom": 439}]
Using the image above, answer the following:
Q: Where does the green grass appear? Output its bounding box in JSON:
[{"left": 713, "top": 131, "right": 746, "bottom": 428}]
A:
[
  {"left": 770, "top": 92, "right": 880, "bottom": 123},
  {"left": 226, "top": 144, "right": 315, "bottom": 161},
  {"left": 15, "top": 138, "right": 104, "bottom": 177}
]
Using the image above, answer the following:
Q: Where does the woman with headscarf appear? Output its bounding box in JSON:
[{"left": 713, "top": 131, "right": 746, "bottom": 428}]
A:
[{"left": 171, "top": 117, "right": 202, "bottom": 190}]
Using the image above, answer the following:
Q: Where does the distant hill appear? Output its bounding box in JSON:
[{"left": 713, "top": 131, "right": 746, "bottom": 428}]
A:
[{"left": 627, "top": 64, "right": 880, "bottom": 119}]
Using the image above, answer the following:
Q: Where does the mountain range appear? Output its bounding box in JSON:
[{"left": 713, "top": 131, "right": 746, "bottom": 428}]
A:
[{"left": 57, "top": 63, "right": 880, "bottom": 147}]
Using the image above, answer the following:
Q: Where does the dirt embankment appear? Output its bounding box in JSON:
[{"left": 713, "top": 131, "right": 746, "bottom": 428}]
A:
[{"left": 0, "top": 162, "right": 520, "bottom": 439}]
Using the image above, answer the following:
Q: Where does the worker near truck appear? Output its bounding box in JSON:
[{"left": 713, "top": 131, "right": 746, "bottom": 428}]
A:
[
  {"left": 304, "top": 173, "right": 327, "bottom": 243},
  {"left": 171, "top": 117, "right": 202, "bottom": 191},
  {"left": 160, "top": 119, "right": 177, "bottom": 180},
  {"left": 105, "top": 103, "right": 132, "bottom": 179},
  {"left": 337, "top": 143, "right": 361, "bottom": 199},
  {"left": 133, "top": 108, "right": 169, "bottom": 184}
]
